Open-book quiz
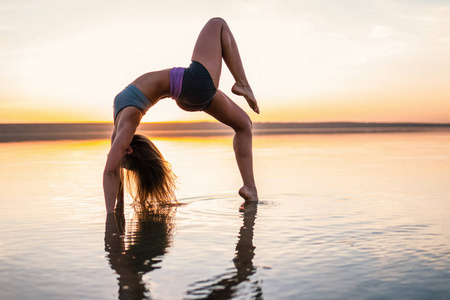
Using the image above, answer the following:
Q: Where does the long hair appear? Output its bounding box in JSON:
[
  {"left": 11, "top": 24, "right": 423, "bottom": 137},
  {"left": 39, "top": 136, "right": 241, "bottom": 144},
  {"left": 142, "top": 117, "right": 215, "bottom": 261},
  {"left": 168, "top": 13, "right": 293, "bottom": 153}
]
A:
[{"left": 121, "top": 134, "right": 177, "bottom": 213}]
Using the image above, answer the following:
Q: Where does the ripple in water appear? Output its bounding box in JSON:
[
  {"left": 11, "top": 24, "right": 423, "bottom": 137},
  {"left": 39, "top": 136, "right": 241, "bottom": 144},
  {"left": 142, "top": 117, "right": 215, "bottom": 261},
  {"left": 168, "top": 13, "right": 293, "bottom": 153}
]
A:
[
  {"left": 174, "top": 193, "right": 450, "bottom": 300},
  {"left": 179, "top": 193, "right": 241, "bottom": 218}
]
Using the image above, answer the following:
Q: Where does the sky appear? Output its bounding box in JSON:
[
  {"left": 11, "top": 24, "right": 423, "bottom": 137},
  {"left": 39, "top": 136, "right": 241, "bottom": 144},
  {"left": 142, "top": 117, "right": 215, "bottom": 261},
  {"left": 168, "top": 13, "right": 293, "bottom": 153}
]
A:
[{"left": 0, "top": 0, "right": 449, "bottom": 123}]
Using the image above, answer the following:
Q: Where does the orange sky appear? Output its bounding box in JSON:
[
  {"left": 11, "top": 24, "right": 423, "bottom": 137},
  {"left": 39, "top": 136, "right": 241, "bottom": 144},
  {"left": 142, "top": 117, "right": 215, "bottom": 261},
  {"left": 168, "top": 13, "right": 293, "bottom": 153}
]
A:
[{"left": 1, "top": 0, "right": 449, "bottom": 123}]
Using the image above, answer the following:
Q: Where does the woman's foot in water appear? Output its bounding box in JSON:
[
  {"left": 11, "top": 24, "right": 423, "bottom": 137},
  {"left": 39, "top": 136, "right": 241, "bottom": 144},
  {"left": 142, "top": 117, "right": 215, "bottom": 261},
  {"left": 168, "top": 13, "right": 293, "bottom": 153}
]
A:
[
  {"left": 232, "top": 83, "right": 260, "bottom": 114},
  {"left": 239, "top": 185, "right": 258, "bottom": 204}
]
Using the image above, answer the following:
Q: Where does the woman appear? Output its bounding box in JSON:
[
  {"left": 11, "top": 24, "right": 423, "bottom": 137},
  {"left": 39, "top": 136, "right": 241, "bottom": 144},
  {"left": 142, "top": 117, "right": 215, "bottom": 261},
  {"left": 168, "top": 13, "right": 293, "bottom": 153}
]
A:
[{"left": 103, "top": 18, "right": 259, "bottom": 214}]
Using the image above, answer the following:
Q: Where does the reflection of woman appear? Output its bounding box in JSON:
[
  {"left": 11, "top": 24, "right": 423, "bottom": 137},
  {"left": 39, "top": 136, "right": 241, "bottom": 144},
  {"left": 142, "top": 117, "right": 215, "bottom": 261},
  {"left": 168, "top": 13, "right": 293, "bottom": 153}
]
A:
[
  {"left": 103, "top": 18, "right": 259, "bottom": 214},
  {"left": 104, "top": 207, "right": 175, "bottom": 299},
  {"left": 185, "top": 204, "right": 262, "bottom": 299}
]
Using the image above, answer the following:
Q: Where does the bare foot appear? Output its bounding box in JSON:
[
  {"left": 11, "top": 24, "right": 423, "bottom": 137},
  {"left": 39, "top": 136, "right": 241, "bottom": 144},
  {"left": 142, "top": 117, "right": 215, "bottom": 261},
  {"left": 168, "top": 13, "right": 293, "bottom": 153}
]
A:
[
  {"left": 232, "top": 83, "right": 260, "bottom": 114},
  {"left": 238, "top": 186, "right": 258, "bottom": 203}
]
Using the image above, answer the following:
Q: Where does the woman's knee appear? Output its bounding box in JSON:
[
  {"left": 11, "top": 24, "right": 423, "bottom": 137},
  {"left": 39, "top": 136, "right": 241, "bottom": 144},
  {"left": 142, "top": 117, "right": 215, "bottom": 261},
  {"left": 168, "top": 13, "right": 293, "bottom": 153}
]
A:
[
  {"left": 233, "top": 114, "right": 252, "bottom": 134},
  {"left": 207, "top": 17, "right": 227, "bottom": 27}
]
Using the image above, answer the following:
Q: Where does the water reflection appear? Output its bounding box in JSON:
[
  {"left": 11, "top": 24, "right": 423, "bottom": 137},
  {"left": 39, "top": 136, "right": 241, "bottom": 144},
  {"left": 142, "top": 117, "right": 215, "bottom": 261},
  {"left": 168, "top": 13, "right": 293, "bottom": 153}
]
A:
[
  {"left": 185, "top": 203, "right": 262, "bottom": 299},
  {"left": 104, "top": 207, "right": 176, "bottom": 299}
]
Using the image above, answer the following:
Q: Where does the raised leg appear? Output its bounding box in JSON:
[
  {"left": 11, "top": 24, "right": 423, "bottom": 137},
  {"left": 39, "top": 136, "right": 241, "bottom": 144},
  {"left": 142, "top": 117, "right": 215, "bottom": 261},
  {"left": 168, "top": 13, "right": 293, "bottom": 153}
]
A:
[
  {"left": 204, "top": 90, "right": 258, "bottom": 203},
  {"left": 191, "top": 18, "right": 259, "bottom": 114}
]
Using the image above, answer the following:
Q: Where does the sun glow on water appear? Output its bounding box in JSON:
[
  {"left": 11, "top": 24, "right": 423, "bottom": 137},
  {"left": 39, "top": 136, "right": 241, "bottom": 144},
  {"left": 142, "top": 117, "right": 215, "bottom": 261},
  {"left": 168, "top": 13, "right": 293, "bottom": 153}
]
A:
[{"left": 1, "top": 132, "right": 450, "bottom": 299}]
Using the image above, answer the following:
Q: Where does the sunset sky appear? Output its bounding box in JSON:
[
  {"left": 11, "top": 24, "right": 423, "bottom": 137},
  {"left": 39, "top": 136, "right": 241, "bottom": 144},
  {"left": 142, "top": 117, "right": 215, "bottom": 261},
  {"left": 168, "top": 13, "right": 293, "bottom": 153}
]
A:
[{"left": 1, "top": 0, "right": 449, "bottom": 123}]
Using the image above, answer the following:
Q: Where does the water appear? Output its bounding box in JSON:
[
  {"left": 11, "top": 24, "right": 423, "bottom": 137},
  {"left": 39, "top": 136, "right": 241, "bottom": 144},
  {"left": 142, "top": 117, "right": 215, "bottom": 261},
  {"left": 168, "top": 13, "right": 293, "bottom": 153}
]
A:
[{"left": 1, "top": 132, "right": 450, "bottom": 299}]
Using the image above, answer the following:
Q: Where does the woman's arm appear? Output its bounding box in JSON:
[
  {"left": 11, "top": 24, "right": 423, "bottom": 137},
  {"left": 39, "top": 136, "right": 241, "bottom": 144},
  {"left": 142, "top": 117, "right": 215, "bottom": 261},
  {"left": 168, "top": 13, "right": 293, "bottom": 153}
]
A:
[
  {"left": 103, "top": 127, "right": 132, "bottom": 213},
  {"left": 103, "top": 111, "right": 141, "bottom": 213}
]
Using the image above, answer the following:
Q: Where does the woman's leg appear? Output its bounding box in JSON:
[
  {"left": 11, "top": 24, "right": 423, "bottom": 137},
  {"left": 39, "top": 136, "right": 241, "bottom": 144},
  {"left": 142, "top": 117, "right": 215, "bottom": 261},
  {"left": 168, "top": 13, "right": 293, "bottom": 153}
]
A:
[
  {"left": 204, "top": 90, "right": 258, "bottom": 203},
  {"left": 191, "top": 18, "right": 259, "bottom": 114}
]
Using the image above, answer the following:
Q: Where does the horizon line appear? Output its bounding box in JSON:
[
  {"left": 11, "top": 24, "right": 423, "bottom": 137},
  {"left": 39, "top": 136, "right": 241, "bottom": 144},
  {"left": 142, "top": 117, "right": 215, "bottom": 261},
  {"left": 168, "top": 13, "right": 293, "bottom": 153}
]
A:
[
  {"left": 2, "top": 121, "right": 450, "bottom": 125},
  {"left": 2, "top": 122, "right": 449, "bottom": 143}
]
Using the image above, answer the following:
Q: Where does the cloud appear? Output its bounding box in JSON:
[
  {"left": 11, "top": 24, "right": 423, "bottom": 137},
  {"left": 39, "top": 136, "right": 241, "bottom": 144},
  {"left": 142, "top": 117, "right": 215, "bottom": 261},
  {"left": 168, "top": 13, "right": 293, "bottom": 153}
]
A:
[
  {"left": 369, "top": 25, "right": 397, "bottom": 39},
  {"left": 1, "top": 0, "right": 449, "bottom": 122}
]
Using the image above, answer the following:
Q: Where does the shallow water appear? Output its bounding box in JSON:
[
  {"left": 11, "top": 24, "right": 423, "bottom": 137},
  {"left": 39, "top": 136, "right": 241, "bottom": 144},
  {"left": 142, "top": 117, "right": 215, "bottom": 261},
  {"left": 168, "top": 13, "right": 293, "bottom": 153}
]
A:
[{"left": 1, "top": 132, "right": 450, "bottom": 299}]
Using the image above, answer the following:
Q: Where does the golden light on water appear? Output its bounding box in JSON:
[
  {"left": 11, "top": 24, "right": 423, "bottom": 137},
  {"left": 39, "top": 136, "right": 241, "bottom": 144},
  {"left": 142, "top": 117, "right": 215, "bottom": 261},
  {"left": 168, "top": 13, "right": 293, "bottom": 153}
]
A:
[
  {"left": 1, "top": 131, "right": 450, "bottom": 298},
  {"left": 1, "top": 132, "right": 449, "bottom": 241}
]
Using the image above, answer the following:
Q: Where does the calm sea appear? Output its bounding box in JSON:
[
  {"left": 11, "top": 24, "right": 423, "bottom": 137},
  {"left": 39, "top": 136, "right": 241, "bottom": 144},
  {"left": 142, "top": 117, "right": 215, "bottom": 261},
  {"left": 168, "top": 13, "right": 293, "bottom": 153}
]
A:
[{"left": 0, "top": 129, "right": 449, "bottom": 299}]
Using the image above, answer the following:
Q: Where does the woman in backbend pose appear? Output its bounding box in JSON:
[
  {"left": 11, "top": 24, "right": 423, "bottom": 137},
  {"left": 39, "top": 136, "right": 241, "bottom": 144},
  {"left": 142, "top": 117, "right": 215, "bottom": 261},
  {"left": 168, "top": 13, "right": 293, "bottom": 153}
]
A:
[{"left": 103, "top": 18, "right": 259, "bottom": 214}]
